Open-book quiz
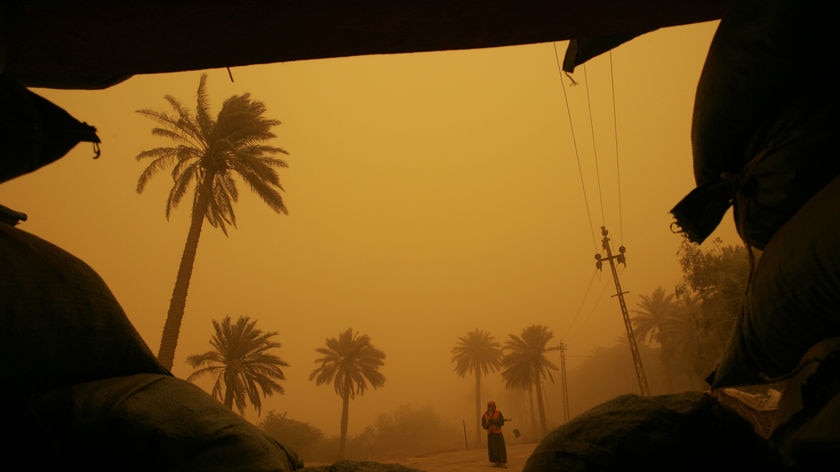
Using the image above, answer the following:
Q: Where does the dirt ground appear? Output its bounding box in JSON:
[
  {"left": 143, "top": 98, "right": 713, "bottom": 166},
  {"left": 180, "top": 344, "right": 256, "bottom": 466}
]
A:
[
  {"left": 394, "top": 441, "right": 540, "bottom": 472},
  {"left": 300, "top": 440, "right": 541, "bottom": 471}
]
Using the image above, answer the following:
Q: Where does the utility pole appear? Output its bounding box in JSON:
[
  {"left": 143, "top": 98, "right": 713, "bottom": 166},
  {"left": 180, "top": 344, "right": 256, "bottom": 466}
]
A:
[
  {"left": 595, "top": 225, "right": 650, "bottom": 396},
  {"left": 559, "top": 340, "right": 570, "bottom": 422}
]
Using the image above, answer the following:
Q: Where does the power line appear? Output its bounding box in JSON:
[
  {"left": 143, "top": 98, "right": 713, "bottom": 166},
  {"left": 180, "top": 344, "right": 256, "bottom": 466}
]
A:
[
  {"left": 562, "top": 268, "right": 597, "bottom": 340},
  {"left": 555, "top": 44, "right": 627, "bottom": 246},
  {"left": 608, "top": 51, "right": 624, "bottom": 244},
  {"left": 553, "top": 42, "right": 597, "bottom": 251},
  {"left": 563, "top": 269, "right": 611, "bottom": 342},
  {"left": 582, "top": 65, "right": 607, "bottom": 227}
]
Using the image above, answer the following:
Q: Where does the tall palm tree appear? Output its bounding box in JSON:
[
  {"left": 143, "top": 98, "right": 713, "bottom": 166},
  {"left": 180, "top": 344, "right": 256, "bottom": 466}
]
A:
[
  {"left": 501, "top": 324, "right": 560, "bottom": 436},
  {"left": 136, "top": 73, "right": 290, "bottom": 370},
  {"left": 451, "top": 329, "right": 502, "bottom": 447},
  {"left": 186, "top": 315, "right": 289, "bottom": 416},
  {"left": 310, "top": 328, "right": 386, "bottom": 459}
]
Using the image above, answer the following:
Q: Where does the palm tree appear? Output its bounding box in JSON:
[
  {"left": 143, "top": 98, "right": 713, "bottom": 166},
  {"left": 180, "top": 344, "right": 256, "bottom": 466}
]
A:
[
  {"left": 501, "top": 324, "right": 560, "bottom": 436},
  {"left": 136, "top": 73, "right": 290, "bottom": 370},
  {"left": 451, "top": 329, "right": 502, "bottom": 447},
  {"left": 186, "top": 315, "right": 289, "bottom": 416},
  {"left": 632, "top": 287, "right": 700, "bottom": 390},
  {"left": 310, "top": 328, "right": 386, "bottom": 459},
  {"left": 631, "top": 286, "right": 678, "bottom": 345}
]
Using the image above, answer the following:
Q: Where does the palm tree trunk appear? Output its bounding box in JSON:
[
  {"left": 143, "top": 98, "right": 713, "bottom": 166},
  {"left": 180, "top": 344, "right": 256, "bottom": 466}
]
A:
[
  {"left": 535, "top": 378, "right": 547, "bottom": 436},
  {"left": 223, "top": 371, "right": 236, "bottom": 410},
  {"left": 474, "top": 370, "right": 481, "bottom": 448},
  {"left": 528, "top": 383, "right": 537, "bottom": 435},
  {"left": 339, "top": 392, "right": 350, "bottom": 459},
  {"left": 157, "top": 176, "right": 213, "bottom": 370}
]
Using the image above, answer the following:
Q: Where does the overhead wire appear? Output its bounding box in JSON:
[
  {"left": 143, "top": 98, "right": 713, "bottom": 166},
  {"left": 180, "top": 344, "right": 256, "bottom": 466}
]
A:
[
  {"left": 608, "top": 51, "right": 624, "bottom": 244},
  {"left": 553, "top": 42, "right": 597, "bottom": 252},
  {"left": 553, "top": 41, "right": 630, "bottom": 345},
  {"left": 564, "top": 270, "right": 614, "bottom": 343},
  {"left": 582, "top": 64, "right": 607, "bottom": 228},
  {"left": 561, "top": 268, "right": 599, "bottom": 340}
]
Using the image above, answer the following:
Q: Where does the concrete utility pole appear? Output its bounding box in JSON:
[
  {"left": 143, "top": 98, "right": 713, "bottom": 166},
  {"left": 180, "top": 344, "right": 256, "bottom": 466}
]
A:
[
  {"left": 559, "top": 340, "right": 570, "bottom": 422},
  {"left": 595, "top": 225, "right": 650, "bottom": 396}
]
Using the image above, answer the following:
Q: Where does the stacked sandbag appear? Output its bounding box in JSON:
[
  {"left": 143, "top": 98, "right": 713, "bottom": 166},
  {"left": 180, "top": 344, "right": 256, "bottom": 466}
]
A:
[
  {"left": 769, "top": 337, "right": 840, "bottom": 469},
  {"left": 709, "top": 175, "right": 840, "bottom": 387},
  {"left": 0, "top": 222, "right": 303, "bottom": 469},
  {"left": 29, "top": 373, "right": 303, "bottom": 471},
  {"left": 671, "top": 0, "right": 839, "bottom": 249},
  {"left": 0, "top": 223, "right": 170, "bottom": 397},
  {"left": 522, "top": 392, "right": 783, "bottom": 471},
  {"left": 1, "top": 221, "right": 167, "bottom": 466}
]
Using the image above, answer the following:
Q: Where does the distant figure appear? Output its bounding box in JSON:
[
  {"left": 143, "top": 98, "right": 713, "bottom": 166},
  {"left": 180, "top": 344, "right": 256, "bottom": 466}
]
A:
[{"left": 482, "top": 400, "right": 508, "bottom": 468}]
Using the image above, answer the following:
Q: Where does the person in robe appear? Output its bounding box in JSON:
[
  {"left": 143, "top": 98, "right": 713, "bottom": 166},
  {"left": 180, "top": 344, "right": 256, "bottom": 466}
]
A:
[{"left": 481, "top": 400, "right": 508, "bottom": 468}]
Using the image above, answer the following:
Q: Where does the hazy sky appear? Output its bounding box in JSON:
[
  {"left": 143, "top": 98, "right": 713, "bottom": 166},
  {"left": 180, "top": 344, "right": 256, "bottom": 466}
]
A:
[{"left": 1, "top": 20, "right": 740, "bottom": 437}]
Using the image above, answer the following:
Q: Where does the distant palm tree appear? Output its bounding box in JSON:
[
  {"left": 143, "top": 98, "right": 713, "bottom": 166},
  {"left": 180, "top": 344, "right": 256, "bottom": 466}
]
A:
[
  {"left": 186, "top": 315, "right": 289, "bottom": 416},
  {"left": 631, "top": 286, "right": 679, "bottom": 345},
  {"left": 501, "top": 325, "right": 560, "bottom": 436},
  {"left": 451, "top": 329, "right": 502, "bottom": 447},
  {"left": 310, "top": 328, "right": 386, "bottom": 459},
  {"left": 136, "top": 73, "right": 290, "bottom": 370},
  {"left": 632, "top": 286, "right": 701, "bottom": 390}
]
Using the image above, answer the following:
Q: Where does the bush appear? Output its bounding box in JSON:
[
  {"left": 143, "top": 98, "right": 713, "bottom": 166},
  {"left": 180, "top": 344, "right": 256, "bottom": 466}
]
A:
[
  {"left": 259, "top": 410, "right": 325, "bottom": 461},
  {"left": 346, "top": 404, "right": 461, "bottom": 460}
]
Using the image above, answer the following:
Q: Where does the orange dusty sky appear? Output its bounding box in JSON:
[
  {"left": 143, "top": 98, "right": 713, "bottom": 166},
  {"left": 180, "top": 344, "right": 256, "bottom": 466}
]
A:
[{"left": 1, "top": 20, "right": 740, "bottom": 437}]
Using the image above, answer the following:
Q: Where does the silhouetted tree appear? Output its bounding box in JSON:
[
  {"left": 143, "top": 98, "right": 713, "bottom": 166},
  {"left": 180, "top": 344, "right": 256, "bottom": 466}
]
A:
[
  {"left": 136, "top": 73, "right": 290, "bottom": 369},
  {"left": 260, "top": 410, "right": 324, "bottom": 460},
  {"left": 186, "top": 315, "right": 288, "bottom": 416},
  {"left": 675, "top": 238, "right": 751, "bottom": 377},
  {"left": 310, "top": 328, "right": 386, "bottom": 459},
  {"left": 354, "top": 404, "right": 460, "bottom": 459},
  {"left": 631, "top": 286, "right": 679, "bottom": 344},
  {"left": 501, "top": 324, "right": 560, "bottom": 436},
  {"left": 451, "top": 328, "right": 502, "bottom": 447}
]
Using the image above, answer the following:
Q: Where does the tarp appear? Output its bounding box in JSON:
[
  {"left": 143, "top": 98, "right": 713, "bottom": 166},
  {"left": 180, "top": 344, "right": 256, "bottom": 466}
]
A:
[
  {"left": 0, "top": 0, "right": 729, "bottom": 183},
  {"left": 1, "top": 1, "right": 729, "bottom": 90}
]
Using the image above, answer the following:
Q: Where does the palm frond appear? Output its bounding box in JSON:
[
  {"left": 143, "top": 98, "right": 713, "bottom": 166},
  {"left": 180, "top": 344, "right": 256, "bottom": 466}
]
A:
[
  {"left": 166, "top": 165, "right": 200, "bottom": 218},
  {"left": 195, "top": 73, "right": 214, "bottom": 136},
  {"left": 136, "top": 150, "right": 179, "bottom": 193},
  {"left": 137, "top": 75, "right": 289, "bottom": 235},
  {"left": 135, "top": 108, "right": 181, "bottom": 129}
]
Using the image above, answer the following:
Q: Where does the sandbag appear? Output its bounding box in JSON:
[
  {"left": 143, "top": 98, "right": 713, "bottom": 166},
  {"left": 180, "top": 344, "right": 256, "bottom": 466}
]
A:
[
  {"left": 672, "top": 0, "right": 839, "bottom": 248},
  {"left": 0, "top": 74, "right": 100, "bottom": 183},
  {"left": 692, "top": 0, "right": 833, "bottom": 185},
  {"left": 709, "top": 175, "right": 840, "bottom": 387},
  {"left": 770, "top": 337, "right": 840, "bottom": 468},
  {"left": 522, "top": 392, "right": 782, "bottom": 471},
  {"left": 0, "top": 222, "right": 169, "bottom": 396},
  {"left": 28, "top": 373, "right": 303, "bottom": 471}
]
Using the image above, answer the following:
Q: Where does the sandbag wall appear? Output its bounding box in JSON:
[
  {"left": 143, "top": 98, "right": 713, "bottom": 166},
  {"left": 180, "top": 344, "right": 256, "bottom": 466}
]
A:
[
  {"left": 670, "top": 0, "right": 840, "bottom": 390},
  {"left": 672, "top": 0, "right": 839, "bottom": 250},
  {"left": 0, "top": 223, "right": 303, "bottom": 470}
]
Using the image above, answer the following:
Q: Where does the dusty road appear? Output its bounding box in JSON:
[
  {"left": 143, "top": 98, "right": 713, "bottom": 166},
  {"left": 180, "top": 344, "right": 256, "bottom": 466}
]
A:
[{"left": 397, "top": 442, "right": 540, "bottom": 472}]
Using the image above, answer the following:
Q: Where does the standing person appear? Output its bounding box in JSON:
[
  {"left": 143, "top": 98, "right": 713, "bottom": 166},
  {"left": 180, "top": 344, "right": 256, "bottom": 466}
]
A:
[{"left": 481, "top": 400, "right": 508, "bottom": 468}]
